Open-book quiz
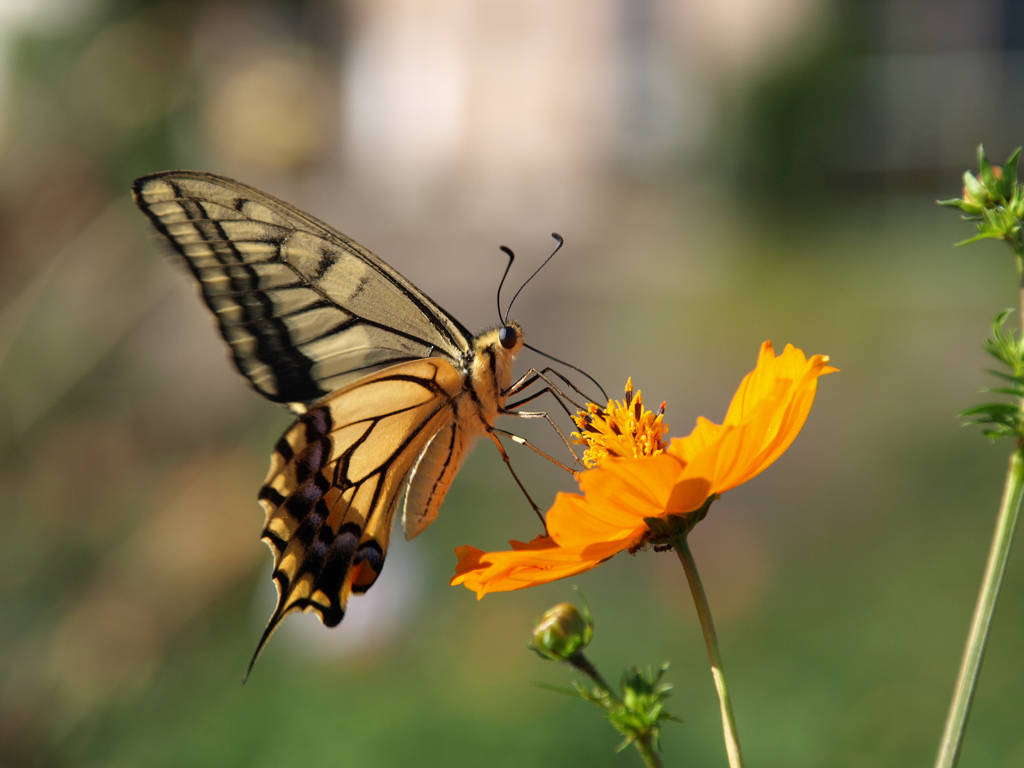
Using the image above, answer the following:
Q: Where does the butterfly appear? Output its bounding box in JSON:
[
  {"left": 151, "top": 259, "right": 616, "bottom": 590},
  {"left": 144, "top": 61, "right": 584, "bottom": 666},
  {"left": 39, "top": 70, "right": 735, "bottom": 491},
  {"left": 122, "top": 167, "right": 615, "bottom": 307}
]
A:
[{"left": 132, "top": 171, "right": 580, "bottom": 678}]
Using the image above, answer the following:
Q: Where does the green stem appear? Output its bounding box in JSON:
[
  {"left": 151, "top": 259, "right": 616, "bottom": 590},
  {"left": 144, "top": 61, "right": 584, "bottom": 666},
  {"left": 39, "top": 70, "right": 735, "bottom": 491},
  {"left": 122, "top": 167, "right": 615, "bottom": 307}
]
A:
[
  {"left": 633, "top": 733, "right": 665, "bottom": 768},
  {"left": 934, "top": 445, "right": 1024, "bottom": 768},
  {"left": 1017, "top": 251, "right": 1024, "bottom": 321},
  {"left": 672, "top": 534, "right": 744, "bottom": 768},
  {"left": 568, "top": 653, "right": 616, "bottom": 699}
]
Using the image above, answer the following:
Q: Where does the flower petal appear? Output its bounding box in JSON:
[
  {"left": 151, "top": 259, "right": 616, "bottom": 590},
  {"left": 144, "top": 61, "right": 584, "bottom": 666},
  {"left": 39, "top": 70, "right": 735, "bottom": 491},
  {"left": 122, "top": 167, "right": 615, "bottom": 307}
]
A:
[
  {"left": 451, "top": 536, "right": 617, "bottom": 598},
  {"left": 547, "top": 453, "right": 686, "bottom": 548},
  {"left": 669, "top": 342, "right": 836, "bottom": 494}
]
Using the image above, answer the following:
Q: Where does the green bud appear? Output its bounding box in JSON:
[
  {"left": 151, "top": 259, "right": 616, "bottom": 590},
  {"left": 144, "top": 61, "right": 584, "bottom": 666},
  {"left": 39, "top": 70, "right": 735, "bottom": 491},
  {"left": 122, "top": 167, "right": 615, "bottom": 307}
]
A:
[
  {"left": 608, "top": 665, "right": 680, "bottom": 753},
  {"left": 529, "top": 602, "right": 593, "bottom": 662},
  {"left": 940, "top": 145, "right": 1024, "bottom": 251},
  {"left": 963, "top": 169, "right": 988, "bottom": 206}
]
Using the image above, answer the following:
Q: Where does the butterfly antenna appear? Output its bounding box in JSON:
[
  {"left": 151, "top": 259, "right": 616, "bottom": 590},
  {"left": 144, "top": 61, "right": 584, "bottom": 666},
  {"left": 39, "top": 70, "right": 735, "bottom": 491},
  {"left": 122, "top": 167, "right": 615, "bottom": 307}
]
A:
[
  {"left": 524, "top": 342, "right": 608, "bottom": 402},
  {"left": 504, "top": 233, "right": 564, "bottom": 324},
  {"left": 496, "top": 245, "right": 516, "bottom": 323}
]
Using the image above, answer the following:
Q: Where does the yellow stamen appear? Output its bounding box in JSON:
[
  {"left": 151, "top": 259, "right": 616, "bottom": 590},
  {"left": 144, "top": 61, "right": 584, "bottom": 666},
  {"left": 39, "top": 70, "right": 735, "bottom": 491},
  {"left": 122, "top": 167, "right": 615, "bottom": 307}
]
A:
[{"left": 572, "top": 378, "right": 668, "bottom": 468}]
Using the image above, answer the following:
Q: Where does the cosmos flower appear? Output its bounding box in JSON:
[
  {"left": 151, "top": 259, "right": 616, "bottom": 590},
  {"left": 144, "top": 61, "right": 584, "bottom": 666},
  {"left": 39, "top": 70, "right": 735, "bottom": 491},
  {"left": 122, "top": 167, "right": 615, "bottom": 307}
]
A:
[{"left": 453, "top": 342, "right": 837, "bottom": 597}]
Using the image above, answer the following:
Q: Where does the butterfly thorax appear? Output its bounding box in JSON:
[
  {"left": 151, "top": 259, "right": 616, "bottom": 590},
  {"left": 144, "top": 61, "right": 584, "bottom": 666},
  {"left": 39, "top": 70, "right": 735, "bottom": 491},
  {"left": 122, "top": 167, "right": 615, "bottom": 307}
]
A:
[{"left": 464, "top": 320, "right": 524, "bottom": 427}]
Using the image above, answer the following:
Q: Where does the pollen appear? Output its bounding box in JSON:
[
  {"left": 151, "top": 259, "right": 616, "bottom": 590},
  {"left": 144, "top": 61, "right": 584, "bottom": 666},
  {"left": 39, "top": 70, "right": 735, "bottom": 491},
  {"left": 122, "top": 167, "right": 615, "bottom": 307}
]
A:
[{"left": 572, "top": 378, "right": 668, "bottom": 468}]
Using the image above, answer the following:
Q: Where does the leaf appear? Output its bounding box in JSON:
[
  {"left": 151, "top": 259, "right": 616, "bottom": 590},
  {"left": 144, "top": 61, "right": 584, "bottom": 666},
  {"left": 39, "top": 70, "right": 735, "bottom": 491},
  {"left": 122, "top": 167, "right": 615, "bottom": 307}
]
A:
[{"left": 1003, "top": 147, "right": 1021, "bottom": 196}]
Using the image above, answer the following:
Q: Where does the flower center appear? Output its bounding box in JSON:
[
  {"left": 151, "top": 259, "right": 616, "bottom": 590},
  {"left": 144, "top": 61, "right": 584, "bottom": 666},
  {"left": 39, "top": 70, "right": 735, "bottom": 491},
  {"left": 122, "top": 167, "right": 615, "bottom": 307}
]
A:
[{"left": 572, "top": 378, "right": 668, "bottom": 468}]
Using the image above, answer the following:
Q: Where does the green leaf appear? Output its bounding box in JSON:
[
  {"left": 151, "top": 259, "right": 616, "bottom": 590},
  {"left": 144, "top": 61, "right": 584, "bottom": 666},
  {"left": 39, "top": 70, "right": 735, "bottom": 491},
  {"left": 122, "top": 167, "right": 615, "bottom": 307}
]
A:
[
  {"left": 960, "top": 404, "right": 1016, "bottom": 418},
  {"left": 1003, "top": 147, "right": 1021, "bottom": 196},
  {"left": 534, "top": 681, "right": 586, "bottom": 698},
  {"left": 956, "top": 232, "right": 1004, "bottom": 247},
  {"left": 980, "top": 387, "right": 1024, "bottom": 397},
  {"left": 978, "top": 144, "right": 1000, "bottom": 195}
]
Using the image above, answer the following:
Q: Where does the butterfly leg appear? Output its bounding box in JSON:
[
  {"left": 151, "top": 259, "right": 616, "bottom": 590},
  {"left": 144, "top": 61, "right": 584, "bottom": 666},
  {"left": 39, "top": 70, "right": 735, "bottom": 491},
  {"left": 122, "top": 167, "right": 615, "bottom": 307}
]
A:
[
  {"left": 491, "top": 426, "right": 578, "bottom": 474},
  {"left": 505, "top": 366, "right": 598, "bottom": 410},
  {"left": 504, "top": 368, "right": 599, "bottom": 461},
  {"left": 505, "top": 382, "right": 577, "bottom": 416},
  {"left": 502, "top": 394, "right": 583, "bottom": 469},
  {"left": 487, "top": 429, "right": 548, "bottom": 532},
  {"left": 506, "top": 366, "right": 605, "bottom": 454}
]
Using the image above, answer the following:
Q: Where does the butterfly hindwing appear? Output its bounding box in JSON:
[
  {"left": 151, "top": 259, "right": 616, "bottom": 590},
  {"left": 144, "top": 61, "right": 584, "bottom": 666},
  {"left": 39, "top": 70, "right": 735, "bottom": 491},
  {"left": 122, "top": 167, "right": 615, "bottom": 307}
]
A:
[
  {"left": 402, "top": 420, "right": 464, "bottom": 540},
  {"left": 132, "top": 171, "right": 474, "bottom": 408},
  {"left": 249, "top": 358, "right": 471, "bottom": 668}
]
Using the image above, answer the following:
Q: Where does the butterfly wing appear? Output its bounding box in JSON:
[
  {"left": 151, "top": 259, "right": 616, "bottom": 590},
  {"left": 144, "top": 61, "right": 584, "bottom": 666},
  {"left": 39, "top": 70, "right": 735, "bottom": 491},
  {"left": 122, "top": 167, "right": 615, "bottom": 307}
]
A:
[
  {"left": 402, "top": 420, "right": 467, "bottom": 540},
  {"left": 132, "top": 171, "right": 474, "bottom": 409},
  {"left": 250, "top": 357, "right": 470, "bottom": 674}
]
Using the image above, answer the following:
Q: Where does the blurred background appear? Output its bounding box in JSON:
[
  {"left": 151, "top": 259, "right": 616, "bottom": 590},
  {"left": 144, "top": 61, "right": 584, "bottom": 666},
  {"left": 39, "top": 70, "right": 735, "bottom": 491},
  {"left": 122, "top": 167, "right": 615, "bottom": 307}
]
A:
[{"left": 2, "top": 0, "right": 1023, "bottom": 765}]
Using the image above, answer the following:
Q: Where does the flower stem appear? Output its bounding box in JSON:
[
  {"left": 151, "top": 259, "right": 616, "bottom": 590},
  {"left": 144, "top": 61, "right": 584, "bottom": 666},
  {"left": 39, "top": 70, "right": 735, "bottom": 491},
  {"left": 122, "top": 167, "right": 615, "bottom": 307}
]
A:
[
  {"left": 633, "top": 733, "right": 664, "bottom": 768},
  {"left": 568, "top": 652, "right": 615, "bottom": 698},
  {"left": 934, "top": 444, "right": 1024, "bottom": 768},
  {"left": 672, "top": 534, "right": 744, "bottom": 768},
  {"left": 1017, "top": 251, "right": 1024, "bottom": 321}
]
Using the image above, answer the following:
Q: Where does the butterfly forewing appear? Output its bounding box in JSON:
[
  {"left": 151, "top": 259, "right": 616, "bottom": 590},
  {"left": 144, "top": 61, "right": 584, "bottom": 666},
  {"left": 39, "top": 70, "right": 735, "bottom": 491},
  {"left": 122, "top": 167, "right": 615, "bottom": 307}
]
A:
[{"left": 132, "top": 171, "right": 473, "bottom": 408}]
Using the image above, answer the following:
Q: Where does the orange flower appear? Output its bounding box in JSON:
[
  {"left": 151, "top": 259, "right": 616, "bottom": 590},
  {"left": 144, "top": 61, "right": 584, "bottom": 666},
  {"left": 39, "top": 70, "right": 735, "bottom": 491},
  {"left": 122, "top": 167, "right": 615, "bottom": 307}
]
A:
[{"left": 452, "top": 342, "right": 837, "bottom": 597}]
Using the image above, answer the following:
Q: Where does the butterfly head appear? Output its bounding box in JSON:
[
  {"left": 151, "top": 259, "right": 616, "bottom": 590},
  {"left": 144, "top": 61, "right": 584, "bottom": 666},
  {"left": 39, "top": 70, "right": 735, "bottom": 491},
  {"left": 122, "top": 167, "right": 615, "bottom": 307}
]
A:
[{"left": 468, "top": 320, "right": 524, "bottom": 412}]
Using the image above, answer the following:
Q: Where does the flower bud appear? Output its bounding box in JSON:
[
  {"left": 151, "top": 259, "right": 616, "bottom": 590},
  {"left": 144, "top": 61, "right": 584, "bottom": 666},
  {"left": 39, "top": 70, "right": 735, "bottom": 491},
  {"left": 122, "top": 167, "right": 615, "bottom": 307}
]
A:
[
  {"left": 529, "top": 602, "right": 593, "bottom": 662},
  {"left": 963, "top": 169, "right": 987, "bottom": 206}
]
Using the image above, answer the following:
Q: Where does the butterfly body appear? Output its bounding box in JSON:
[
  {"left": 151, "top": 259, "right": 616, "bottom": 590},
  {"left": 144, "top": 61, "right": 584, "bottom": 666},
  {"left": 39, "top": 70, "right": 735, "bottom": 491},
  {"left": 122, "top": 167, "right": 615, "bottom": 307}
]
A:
[{"left": 132, "top": 171, "right": 525, "bottom": 671}]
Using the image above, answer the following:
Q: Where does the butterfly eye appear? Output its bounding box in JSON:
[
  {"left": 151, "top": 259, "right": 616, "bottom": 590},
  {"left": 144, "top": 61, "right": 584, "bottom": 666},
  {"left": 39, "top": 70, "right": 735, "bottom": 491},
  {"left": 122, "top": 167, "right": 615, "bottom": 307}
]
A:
[{"left": 498, "top": 325, "right": 518, "bottom": 349}]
